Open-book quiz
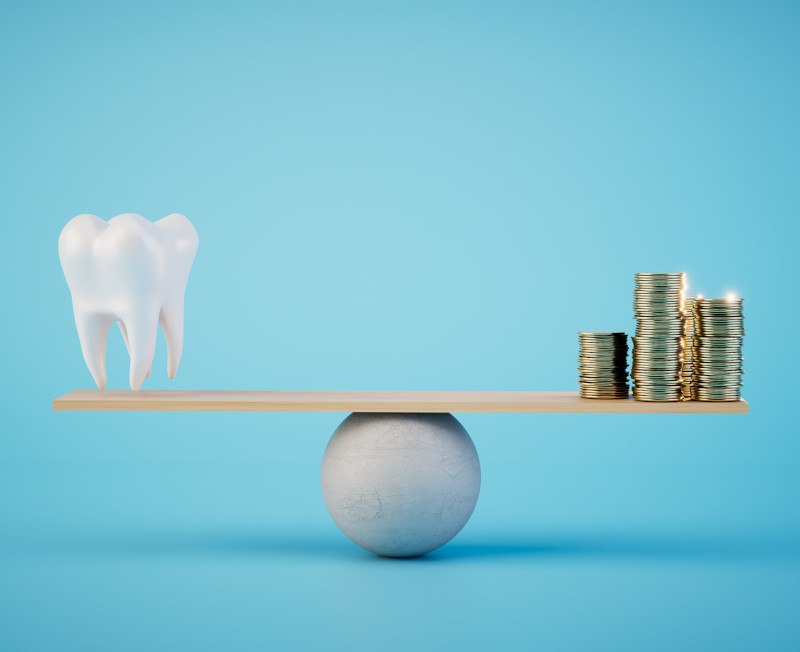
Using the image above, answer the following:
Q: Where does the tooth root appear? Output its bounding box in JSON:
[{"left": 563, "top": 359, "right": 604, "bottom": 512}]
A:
[
  {"left": 118, "top": 321, "right": 151, "bottom": 378},
  {"left": 160, "top": 300, "right": 184, "bottom": 379},
  {"left": 122, "top": 310, "right": 159, "bottom": 391},
  {"left": 74, "top": 311, "right": 112, "bottom": 390},
  {"left": 118, "top": 320, "right": 130, "bottom": 354}
]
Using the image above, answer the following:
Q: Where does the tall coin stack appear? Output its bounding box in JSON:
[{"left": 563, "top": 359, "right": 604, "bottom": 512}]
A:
[
  {"left": 692, "top": 297, "right": 744, "bottom": 401},
  {"left": 632, "top": 272, "right": 686, "bottom": 401},
  {"left": 578, "top": 332, "right": 629, "bottom": 399},
  {"left": 681, "top": 296, "right": 697, "bottom": 400}
]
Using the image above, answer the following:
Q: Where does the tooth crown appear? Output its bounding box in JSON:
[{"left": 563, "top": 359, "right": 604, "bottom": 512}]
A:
[{"left": 59, "top": 213, "right": 199, "bottom": 391}]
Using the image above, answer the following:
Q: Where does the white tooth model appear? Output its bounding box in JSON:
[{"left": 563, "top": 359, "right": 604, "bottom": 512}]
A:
[{"left": 59, "top": 213, "right": 199, "bottom": 391}]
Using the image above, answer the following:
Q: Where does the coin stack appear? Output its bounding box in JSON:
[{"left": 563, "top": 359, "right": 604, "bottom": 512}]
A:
[
  {"left": 681, "top": 296, "right": 697, "bottom": 400},
  {"left": 632, "top": 272, "right": 686, "bottom": 401},
  {"left": 578, "top": 332, "right": 629, "bottom": 399},
  {"left": 692, "top": 297, "right": 744, "bottom": 401}
]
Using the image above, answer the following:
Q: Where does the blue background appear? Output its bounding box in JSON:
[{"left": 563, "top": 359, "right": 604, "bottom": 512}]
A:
[{"left": 1, "top": 1, "right": 798, "bottom": 649}]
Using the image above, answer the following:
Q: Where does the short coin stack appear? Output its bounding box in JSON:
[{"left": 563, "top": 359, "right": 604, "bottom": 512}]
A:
[
  {"left": 681, "top": 296, "right": 697, "bottom": 400},
  {"left": 632, "top": 272, "right": 686, "bottom": 401},
  {"left": 578, "top": 332, "right": 629, "bottom": 399},
  {"left": 692, "top": 297, "right": 744, "bottom": 401}
]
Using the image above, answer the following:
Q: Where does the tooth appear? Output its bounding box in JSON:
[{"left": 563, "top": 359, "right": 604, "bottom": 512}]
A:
[{"left": 59, "top": 213, "right": 198, "bottom": 390}]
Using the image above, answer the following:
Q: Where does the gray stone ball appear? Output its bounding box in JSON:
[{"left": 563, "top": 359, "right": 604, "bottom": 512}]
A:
[{"left": 321, "top": 412, "right": 481, "bottom": 557}]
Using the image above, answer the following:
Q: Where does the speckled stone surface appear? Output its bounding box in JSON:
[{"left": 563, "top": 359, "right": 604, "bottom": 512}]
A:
[{"left": 321, "top": 412, "right": 481, "bottom": 557}]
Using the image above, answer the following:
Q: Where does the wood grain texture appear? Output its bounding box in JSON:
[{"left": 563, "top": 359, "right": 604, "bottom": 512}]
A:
[{"left": 53, "top": 390, "right": 748, "bottom": 414}]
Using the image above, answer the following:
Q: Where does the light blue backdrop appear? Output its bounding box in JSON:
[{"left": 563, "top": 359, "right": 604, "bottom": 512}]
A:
[{"left": 1, "top": 1, "right": 798, "bottom": 650}]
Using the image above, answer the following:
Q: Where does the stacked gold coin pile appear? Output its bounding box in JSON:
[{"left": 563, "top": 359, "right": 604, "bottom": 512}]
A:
[
  {"left": 578, "top": 332, "right": 629, "bottom": 399},
  {"left": 632, "top": 272, "right": 685, "bottom": 401},
  {"left": 692, "top": 297, "right": 744, "bottom": 401},
  {"left": 681, "top": 296, "right": 697, "bottom": 400}
]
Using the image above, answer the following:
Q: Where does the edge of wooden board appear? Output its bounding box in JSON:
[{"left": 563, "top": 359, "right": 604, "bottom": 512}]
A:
[{"left": 52, "top": 390, "right": 749, "bottom": 414}]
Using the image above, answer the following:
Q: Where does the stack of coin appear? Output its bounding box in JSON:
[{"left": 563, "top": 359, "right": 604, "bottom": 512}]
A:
[
  {"left": 692, "top": 297, "right": 744, "bottom": 401},
  {"left": 578, "top": 332, "right": 629, "bottom": 399},
  {"left": 632, "top": 272, "right": 686, "bottom": 401},
  {"left": 681, "top": 296, "right": 697, "bottom": 400}
]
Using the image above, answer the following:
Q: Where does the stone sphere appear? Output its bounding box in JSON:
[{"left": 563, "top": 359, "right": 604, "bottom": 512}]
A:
[{"left": 321, "top": 412, "right": 481, "bottom": 557}]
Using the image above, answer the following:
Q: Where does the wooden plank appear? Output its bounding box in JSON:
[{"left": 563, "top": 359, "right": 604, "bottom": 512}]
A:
[{"left": 52, "top": 390, "right": 748, "bottom": 414}]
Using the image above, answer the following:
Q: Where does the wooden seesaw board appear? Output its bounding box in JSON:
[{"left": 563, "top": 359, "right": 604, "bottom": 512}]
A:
[{"left": 53, "top": 390, "right": 748, "bottom": 414}]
